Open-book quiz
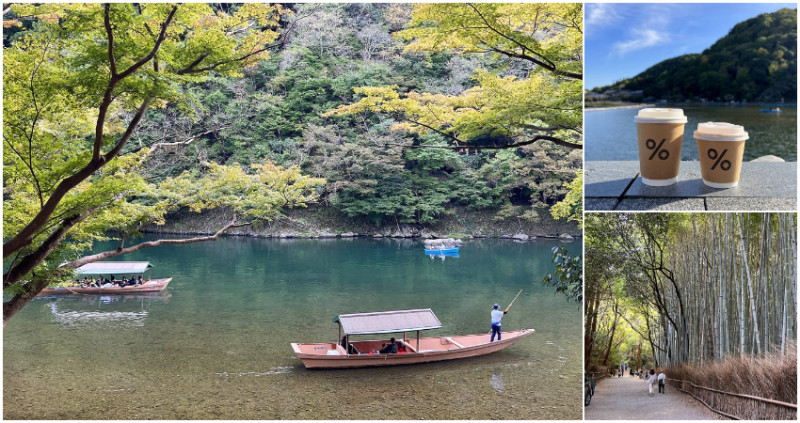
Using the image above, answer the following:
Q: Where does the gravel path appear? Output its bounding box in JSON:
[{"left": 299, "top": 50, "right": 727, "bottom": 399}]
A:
[{"left": 585, "top": 374, "right": 720, "bottom": 420}]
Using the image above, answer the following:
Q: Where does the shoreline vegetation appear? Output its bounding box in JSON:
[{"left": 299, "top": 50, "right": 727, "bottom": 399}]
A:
[{"left": 142, "top": 207, "right": 581, "bottom": 240}]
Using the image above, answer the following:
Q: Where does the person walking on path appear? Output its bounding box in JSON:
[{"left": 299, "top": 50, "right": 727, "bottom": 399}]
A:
[
  {"left": 585, "top": 369, "right": 716, "bottom": 420},
  {"left": 657, "top": 370, "right": 666, "bottom": 394},
  {"left": 647, "top": 369, "right": 657, "bottom": 397}
]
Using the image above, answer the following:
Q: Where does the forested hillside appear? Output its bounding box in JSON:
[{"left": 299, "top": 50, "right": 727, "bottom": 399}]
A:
[
  {"left": 112, "top": 4, "right": 583, "bottom": 232},
  {"left": 591, "top": 8, "right": 796, "bottom": 102}
]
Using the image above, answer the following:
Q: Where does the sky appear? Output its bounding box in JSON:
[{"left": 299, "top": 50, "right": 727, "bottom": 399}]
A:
[{"left": 585, "top": 3, "right": 796, "bottom": 89}]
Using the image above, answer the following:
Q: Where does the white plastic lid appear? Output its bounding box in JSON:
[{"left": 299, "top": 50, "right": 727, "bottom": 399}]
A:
[
  {"left": 693, "top": 122, "right": 748, "bottom": 141},
  {"left": 633, "top": 108, "right": 687, "bottom": 123}
]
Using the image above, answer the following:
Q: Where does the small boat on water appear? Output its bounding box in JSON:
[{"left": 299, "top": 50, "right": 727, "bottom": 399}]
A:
[
  {"left": 761, "top": 107, "right": 781, "bottom": 113},
  {"left": 424, "top": 247, "right": 460, "bottom": 255},
  {"left": 39, "top": 261, "right": 172, "bottom": 296},
  {"left": 423, "top": 238, "right": 462, "bottom": 256},
  {"left": 291, "top": 308, "right": 534, "bottom": 369}
]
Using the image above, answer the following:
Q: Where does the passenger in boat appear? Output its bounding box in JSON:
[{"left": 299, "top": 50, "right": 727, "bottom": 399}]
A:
[
  {"left": 136, "top": 275, "right": 144, "bottom": 285},
  {"left": 490, "top": 304, "right": 507, "bottom": 342},
  {"left": 340, "top": 337, "right": 357, "bottom": 354},
  {"left": 379, "top": 337, "right": 399, "bottom": 354}
]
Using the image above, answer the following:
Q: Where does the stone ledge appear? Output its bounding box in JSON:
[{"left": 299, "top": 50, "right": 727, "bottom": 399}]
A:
[{"left": 585, "top": 161, "right": 797, "bottom": 211}]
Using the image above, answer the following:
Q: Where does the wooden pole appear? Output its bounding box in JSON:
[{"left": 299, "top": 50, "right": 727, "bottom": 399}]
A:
[{"left": 505, "top": 289, "right": 523, "bottom": 313}]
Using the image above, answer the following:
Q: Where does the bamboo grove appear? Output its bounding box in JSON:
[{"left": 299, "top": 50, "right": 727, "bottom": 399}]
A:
[{"left": 585, "top": 213, "right": 797, "bottom": 370}]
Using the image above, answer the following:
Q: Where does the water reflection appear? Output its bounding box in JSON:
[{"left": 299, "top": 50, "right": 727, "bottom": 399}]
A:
[
  {"left": 586, "top": 106, "right": 797, "bottom": 161},
  {"left": 42, "top": 292, "right": 171, "bottom": 329},
  {"left": 490, "top": 373, "right": 505, "bottom": 393},
  {"left": 426, "top": 251, "right": 460, "bottom": 260}
]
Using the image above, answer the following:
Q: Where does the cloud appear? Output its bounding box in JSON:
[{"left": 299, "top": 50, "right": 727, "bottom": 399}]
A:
[
  {"left": 612, "top": 28, "right": 670, "bottom": 56},
  {"left": 586, "top": 4, "right": 621, "bottom": 30}
]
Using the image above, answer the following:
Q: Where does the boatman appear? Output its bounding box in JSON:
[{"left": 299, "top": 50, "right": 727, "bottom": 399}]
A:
[{"left": 490, "top": 304, "right": 506, "bottom": 342}]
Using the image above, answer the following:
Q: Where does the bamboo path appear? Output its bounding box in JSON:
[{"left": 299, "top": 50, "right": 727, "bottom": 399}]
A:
[{"left": 585, "top": 374, "right": 718, "bottom": 420}]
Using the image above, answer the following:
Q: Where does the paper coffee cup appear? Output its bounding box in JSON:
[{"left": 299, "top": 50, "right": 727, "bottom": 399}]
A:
[
  {"left": 634, "top": 108, "right": 687, "bottom": 186},
  {"left": 694, "top": 122, "right": 748, "bottom": 188}
]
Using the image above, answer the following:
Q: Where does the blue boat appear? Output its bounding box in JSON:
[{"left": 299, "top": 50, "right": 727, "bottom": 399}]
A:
[
  {"left": 425, "top": 247, "right": 460, "bottom": 256},
  {"left": 761, "top": 108, "right": 782, "bottom": 113}
]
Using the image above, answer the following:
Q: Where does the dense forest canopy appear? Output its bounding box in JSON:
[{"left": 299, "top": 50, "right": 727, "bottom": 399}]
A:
[
  {"left": 592, "top": 8, "right": 797, "bottom": 102},
  {"left": 3, "top": 3, "right": 582, "bottom": 323}
]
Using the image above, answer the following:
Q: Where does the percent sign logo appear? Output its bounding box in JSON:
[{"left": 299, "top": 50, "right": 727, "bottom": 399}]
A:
[
  {"left": 707, "top": 148, "right": 731, "bottom": 171},
  {"left": 646, "top": 138, "right": 669, "bottom": 160}
]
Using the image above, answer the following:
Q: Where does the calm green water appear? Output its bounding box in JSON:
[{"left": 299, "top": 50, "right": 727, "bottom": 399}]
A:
[
  {"left": 586, "top": 106, "right": 797, "bottom": 162},
  {"left": 4, "top": 237, "right": 582, "bottom": 420}
]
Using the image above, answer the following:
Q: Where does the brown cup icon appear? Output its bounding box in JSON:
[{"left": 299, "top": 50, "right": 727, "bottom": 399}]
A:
[
  {"left": 636, "top": 122, "right": 685, "bottom": 185},
  {"left": 694, "top": 122, "right": 748, "bottom": 188}
]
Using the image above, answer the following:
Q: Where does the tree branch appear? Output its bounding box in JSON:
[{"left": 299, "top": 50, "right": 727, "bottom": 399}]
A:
[
  {"left": 3, "top": 207, "right": 99, "bottom": 289},
  {"left": 115, "top": 5, "right": 177, "bottom": 81},
  {"left": 465, "top": 3, "right": 582, "bottom": 80},
  {"left": 104, "top": 4, "right": 117, "bottom": 76},
  {"left": 63, "top": 218, "right": 252, "bottom": 269},
  {"left": 5, "top": 36, "right": 163, "bottom": 262}
]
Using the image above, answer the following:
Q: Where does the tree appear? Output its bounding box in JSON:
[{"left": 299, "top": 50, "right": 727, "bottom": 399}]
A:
[
  {"left": 550, "top": 172, "right": 582, "bottom": 227},
  {"left": 323, "top": 4, "right": 582, "bottom": 152},
  {"left": 2, "top": 4, "right": 327, "bottom": 324},
  {"left": 542, "top": 245, "right": 582, "bottom": 304},
  {"left": 322, "top": 3, "right": 583, "bottom": 224}
]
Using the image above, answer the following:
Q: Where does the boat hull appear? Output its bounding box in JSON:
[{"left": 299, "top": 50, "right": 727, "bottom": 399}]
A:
[
  {"left": 38, "top": 278, "right": 172, "bottom": 296},
  {"left": 292, "top": 328, "right": 534, "bottom": 369},
  {"left": 424, "top": 248, "right": 459, "bottom": 255}
]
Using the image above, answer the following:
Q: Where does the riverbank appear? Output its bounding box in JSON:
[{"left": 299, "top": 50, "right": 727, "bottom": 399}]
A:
[{"left": 142, "top": 206, "right": 581, "bottom": 240}]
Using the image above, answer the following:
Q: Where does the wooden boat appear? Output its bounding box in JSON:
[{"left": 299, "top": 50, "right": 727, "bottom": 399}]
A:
[
  {"left": 291, "top": 308, "right": 534, "bottom": 369},
  {"left": 39, "top": 261, "right": 172, "bottom": 296}
]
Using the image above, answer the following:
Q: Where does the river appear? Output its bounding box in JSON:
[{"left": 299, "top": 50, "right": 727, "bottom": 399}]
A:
[
  {"left": 3, "top": 237, "right": 582, "bottom": 420},
  {"left": 585, "top": 105, "right": 797, "bottom": 162}
]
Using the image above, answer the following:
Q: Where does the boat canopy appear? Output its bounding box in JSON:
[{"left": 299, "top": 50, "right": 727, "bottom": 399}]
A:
[
  {"left": 334, "top": 309, "right": 442, "bottom": 335},
  {"left": 76, "top": 261, "right": 152, "bottom": 275}
]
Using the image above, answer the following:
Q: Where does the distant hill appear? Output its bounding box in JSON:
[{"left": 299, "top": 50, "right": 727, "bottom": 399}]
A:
[{"left": 592, "top": 8, "right": 797, "bottom": 102}]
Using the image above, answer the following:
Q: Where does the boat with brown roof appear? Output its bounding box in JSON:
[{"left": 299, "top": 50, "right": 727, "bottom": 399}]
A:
[{"left": 291, "top": 308, "right": 534, "bottom": 369}]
